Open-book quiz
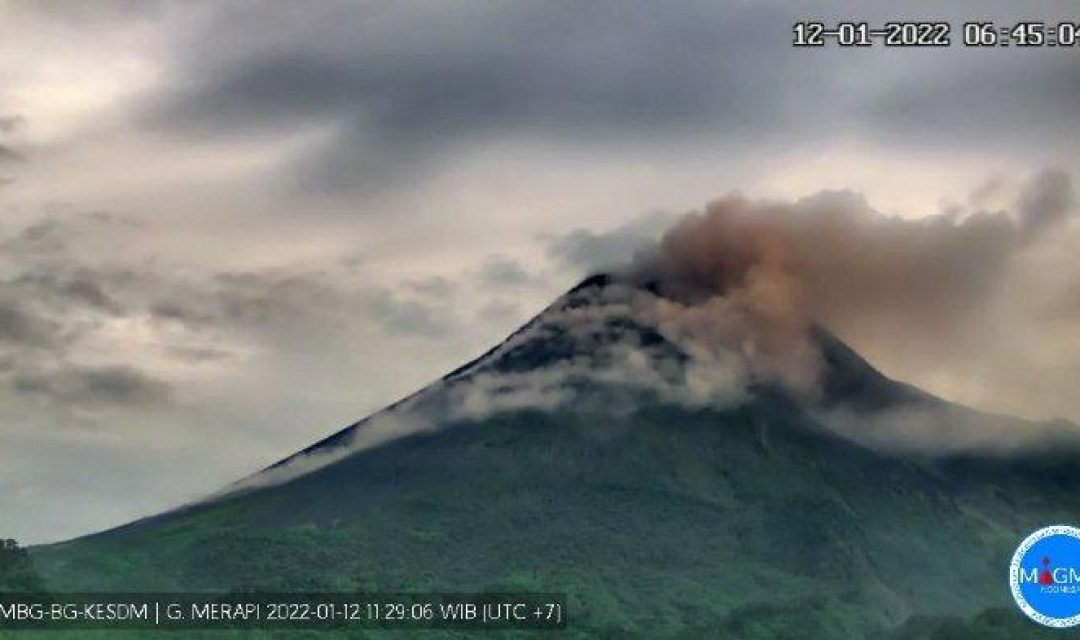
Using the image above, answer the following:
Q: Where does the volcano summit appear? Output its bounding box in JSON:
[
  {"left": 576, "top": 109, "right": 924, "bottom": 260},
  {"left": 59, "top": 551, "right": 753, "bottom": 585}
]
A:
[{"left": 31, "top": 274, "right": 1080, "bottom": 638}]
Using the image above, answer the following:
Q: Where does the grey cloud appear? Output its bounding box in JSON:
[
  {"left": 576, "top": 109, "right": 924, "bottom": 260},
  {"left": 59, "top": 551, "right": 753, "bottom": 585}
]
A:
[
  {"left": 13, "top": 272, "right": 124, "bottom": 316},
  {"left": 156, "top": 3, "right": 785, "bottom": 133},
  {"left": 1017, "top": 169, "right": 1074, "bottom": 237},
  {"left": 209, "top": 271, "right": 341, "bottom": 325},
  {"left": 406, "top": 276, "right": 457, "bottom": 299},
  {"left": 143, "top": 1, "right": 795, "bottom": 192},
  {"left": 0, "top": 300, "right": 57, "bottom": 348},
  {"left": 2, "top": 214, "right": 138, "bottom": 258},
  {"left": 9, "top": 1, "right": 165, "bottom": 27},
  {"left": 0, "top": 145, "right": 23, "bottom": 164},
  {"left": 127, "top": 1, "right": 1080, "bottom": 197},
  {"left": 0, "top": 115, "right": 24, "bottom": 134},
  {"left": 149, "top": 300, "right": 209, "bottom": 325},
  {"left": 363, "top": 289, "right": 444, "bottom": 337},
  {"left": 11, "top": 364, "right": 172, "bottom": 408},
  {"left": 477, "top": 255, "right": 536, "bottom": 288},
  {"left": 865, "top": 54, "right": 1080, "bottom": 150},
  {"left": 146, "top": 267, "right": 453, "bottom": 340},
  {"left": 17, "top": 219, "right": 61, "bottom": 242},
  {"left": 165, "top": 345, "right": 234, "bottom": 364},
  {"left": 478, "top": 299, "right": 520, "bottom": 322},
  {"left": 547, "top": 211, "right": 674, "bottom": 273},
  {"left": 63, "top": 277, "right": 123, "bottom": 315},
  {"left": 0, "top": 217, "right": 180, "bottom": 414}
]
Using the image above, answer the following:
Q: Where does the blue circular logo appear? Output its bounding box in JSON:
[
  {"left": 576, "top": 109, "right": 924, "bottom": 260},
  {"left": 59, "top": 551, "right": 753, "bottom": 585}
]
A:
[{"left": 1010, "top": 525, "right": 1080, "bottom": 628}]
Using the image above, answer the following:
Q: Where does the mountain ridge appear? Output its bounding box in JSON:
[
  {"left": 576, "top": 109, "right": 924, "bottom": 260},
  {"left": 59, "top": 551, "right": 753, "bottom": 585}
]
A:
[
  {"left": 27, "top": 274, "right": 1080, "bottom": 639},
  {"left": 254, "top": 273, "right": 1075, "bottom": 484}
]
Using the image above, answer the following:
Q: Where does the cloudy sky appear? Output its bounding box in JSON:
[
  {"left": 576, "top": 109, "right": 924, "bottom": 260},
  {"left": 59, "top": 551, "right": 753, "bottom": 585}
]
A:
[{"left": 1, "top": 0, "right": 1078, "bottom": 543}]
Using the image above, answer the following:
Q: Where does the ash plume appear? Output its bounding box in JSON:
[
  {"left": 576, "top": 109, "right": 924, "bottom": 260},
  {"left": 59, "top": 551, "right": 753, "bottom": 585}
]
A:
[{"left": 627, "top": 169, "right": 1076, "bottom": 400}]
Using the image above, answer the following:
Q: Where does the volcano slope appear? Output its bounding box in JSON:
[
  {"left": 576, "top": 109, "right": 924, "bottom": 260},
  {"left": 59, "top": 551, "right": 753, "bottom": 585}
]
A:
[{"left": 29, "top": 276, "right": 1080, "bottom": 638}]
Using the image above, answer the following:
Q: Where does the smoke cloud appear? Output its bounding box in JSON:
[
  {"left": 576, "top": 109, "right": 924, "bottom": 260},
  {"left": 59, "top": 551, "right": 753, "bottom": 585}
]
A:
[{"left": 628, "top": 170, "right": 1076, "bottom": 404}]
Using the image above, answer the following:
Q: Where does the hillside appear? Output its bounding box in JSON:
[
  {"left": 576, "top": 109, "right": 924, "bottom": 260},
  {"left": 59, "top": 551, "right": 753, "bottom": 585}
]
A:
[{"left": 28, "top": 276, "right": 1080, "bottom": 639}]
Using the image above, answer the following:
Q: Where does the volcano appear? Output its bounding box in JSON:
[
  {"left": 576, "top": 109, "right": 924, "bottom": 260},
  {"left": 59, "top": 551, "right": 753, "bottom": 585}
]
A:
[{"left": 31, "top": 275, "right": 1080, "bottom": 638}]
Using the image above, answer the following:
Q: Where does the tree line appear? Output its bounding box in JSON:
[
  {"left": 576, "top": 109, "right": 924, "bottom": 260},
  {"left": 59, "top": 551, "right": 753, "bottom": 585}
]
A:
[{"left": 0, "top": 538, "right": 44, "bottom": 592}]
